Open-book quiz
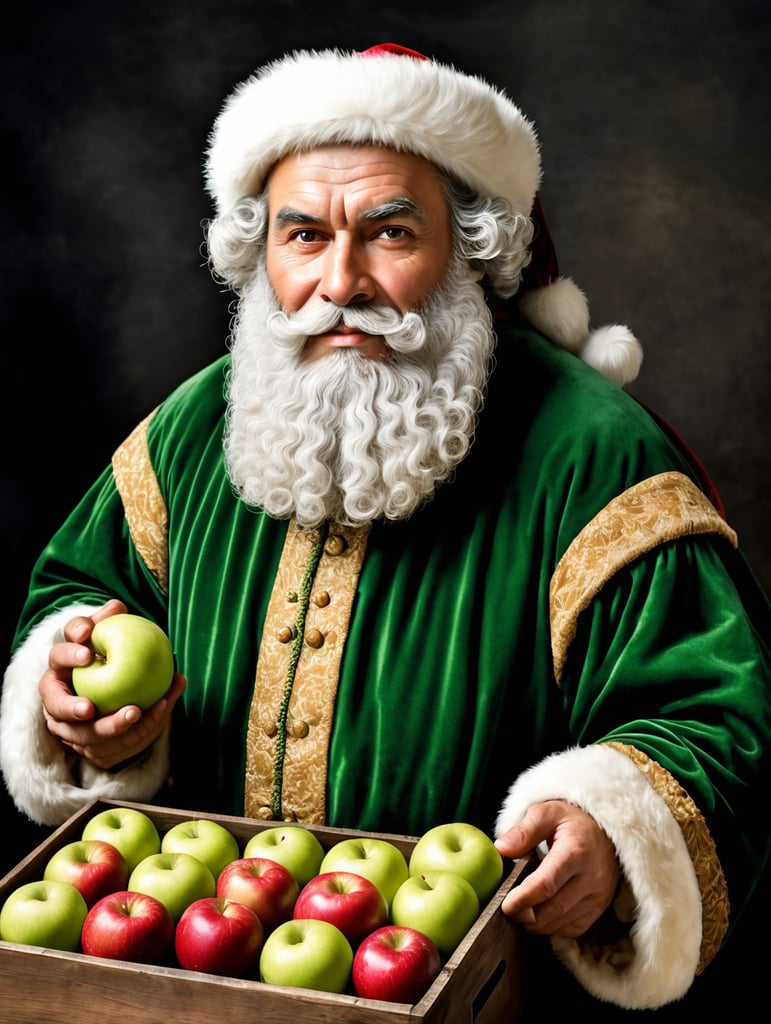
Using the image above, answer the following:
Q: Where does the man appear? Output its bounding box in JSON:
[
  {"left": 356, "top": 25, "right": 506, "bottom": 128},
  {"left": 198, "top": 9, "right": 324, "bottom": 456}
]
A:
[{"left": 1, "top": 44, "right": 769, "bottom": 1015}]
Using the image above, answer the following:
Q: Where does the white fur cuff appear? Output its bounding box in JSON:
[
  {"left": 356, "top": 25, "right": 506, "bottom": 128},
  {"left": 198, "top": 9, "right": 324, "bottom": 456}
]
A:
[
  {"left": 496, "top": 744, "right": 701, "bottom": 1009},
  {"left": 1, "top": 605, "right": 170, "bottom": 827}
]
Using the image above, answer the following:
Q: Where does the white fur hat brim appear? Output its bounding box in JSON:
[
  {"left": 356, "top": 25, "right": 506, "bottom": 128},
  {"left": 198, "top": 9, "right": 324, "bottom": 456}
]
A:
[{"left": 205, "top": 46, "right": 541, "bottom": 216}]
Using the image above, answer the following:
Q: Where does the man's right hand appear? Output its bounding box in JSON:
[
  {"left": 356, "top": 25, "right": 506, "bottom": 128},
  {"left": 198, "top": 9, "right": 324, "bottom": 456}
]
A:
[{"left": 38, "top": 599, "right": 186, "bottom": 771}]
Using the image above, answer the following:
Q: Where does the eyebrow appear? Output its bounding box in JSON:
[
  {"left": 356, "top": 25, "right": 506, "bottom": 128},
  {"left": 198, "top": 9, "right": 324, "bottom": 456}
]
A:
[{"left": 273, "top": 197, "right": 425, "bottom": 227}]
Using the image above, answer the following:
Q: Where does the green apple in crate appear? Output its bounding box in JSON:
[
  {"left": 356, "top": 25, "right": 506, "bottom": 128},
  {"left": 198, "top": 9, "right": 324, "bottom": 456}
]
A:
[
  {"left": 260, "top": 918, "right": 353, "bottom": 993},
  {"left": 129, "top": 851, "right": 215, "bottom": 923},
  {"left": 0, "top": 879, "right": 87, "bottom": 951},
  {"left": 408, "top": 822, "right": 504, "bottom": 903},
  {"left": 71, "top": 613, "right": 174, "bottom": 714},
  {"left": 243, "top": 824, "right": 324, "bottom": 887},
  {"left": 319, "top": 835, "right": 409, "bottom": 908},
  {"left": 391, "top": 870, "right": 479, "bottom": 957},
  {"left": 161, "top": 819, "right": 240, "bottom": 881},
  {"left": 82, "top": 805, "right": 161, "bottom": 872}
]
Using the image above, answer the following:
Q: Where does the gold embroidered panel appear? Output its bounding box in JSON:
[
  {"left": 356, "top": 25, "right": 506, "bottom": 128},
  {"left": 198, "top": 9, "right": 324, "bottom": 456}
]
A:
[
  {"left": 112, "top": 409, "right": 169, "bottom": 594},
  {"left": 550, "top": 472, "right": 738, "bottom": 684},
  {"left": 244, "top": 520, "right": 370, "bottom": 824}
]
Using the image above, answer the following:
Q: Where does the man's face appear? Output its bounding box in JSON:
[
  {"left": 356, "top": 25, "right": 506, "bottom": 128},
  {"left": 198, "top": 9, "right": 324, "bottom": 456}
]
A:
[{"left": 265, "top": 145, "right": 454, "bottom": 363}]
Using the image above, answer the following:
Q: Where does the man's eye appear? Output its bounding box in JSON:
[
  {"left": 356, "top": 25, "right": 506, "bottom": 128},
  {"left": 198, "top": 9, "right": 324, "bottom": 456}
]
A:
[
  {"left": 293, "top": 229, "right": 320, "bottom": 243},
  {"left": 378, "top": 226, "right": 409, "bottom": 240}
]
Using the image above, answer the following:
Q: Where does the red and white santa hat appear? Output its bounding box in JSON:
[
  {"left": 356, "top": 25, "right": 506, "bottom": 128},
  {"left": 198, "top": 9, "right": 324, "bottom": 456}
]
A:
[{"left": 205, "top": 43, "right": 642, "bottom": 386}]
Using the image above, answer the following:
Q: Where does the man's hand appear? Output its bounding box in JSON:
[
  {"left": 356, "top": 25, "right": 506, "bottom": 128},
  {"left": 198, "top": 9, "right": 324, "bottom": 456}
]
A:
[
  {"left": 38, "top": 599, "right": 186, "bottom": 770},
  {"left": 495, "top": 799, "right": 620, "bottom": 938}
]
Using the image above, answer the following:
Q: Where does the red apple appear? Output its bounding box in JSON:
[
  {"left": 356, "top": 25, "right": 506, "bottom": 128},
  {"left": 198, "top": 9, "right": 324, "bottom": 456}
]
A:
[
  {"left": 216, "top": 857, "right": 299, "bottom": 932},
  {"left": 175, "top": 897, "right": 264, "bottom": 977},
  {"left": 43, "top": 839, "right": 129, "bottom": 908},
  {"left": 352, "top": 925, "right": 443, "bottom": 1004},
  {"left": 81, "top": 890, "right": 174, "bottom": 964},
  {"left": 293, "top": 870, "right": 388, "bottom": 947}
]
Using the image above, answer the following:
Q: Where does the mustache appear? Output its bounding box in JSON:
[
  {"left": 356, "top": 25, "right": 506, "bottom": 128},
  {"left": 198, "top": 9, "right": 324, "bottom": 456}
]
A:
[{"left": 267, "top": 300, "right": 428, "bottom": 354}]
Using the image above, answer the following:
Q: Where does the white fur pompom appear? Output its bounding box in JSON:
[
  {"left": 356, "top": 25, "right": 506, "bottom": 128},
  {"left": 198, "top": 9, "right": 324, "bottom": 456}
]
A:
[{"left": 581, "top": 324, "right": 643, "bottom": 386}]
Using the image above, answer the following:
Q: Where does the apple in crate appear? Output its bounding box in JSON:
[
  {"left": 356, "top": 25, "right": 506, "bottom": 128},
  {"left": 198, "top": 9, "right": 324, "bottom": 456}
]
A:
[
  {"left": 408, "top": 822, "right": 504, "bottom": 903},
  {"left": 216, "top": 857, "right": 299, "bottom": 931},
  {"left": 81, "top": 890, "right": 174, "bottom": 964},
  {"left": 128, "top": 851, "right": 215, "bottom": 923},
  {"left": 175, "top": 897, "right": 264, "bottom": 977},
  {"left": 0, "top": 879, "right": 87, "bottom": 951},
  {"left": 391, "top": 870, "right": 479, "bottom": 957},
  {"left": 161, "top": 819, "right": 240, "bottom": 881},
  {"left": 352, "top": 925, "right": 442, "bottom": 1004},
  {"left": 260, "top": 918, "right": 352, "bottom": 993},
  {"left": 71, "top": 613, "right": 174, "bottom": 714},
  {"left": 319, "top": 836, "right": 409, "bottom": 908},
  {"left": 243, "top": 825, "right": 324, "bottom": 887},
  {"left": 82, "top": 805, "right": 161, "bottom": 873},
  {"left": 43, "top": 838, "right": 129, "bottom": 907},
  {"left": 293, "top": 870, "right": 388, "bottom": 946}
]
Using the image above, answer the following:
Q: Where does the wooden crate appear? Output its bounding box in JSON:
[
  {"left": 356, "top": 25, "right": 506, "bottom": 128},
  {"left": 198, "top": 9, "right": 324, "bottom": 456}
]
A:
[{"left": 0, "top": 800, "right": 530, "bottom": 1023}]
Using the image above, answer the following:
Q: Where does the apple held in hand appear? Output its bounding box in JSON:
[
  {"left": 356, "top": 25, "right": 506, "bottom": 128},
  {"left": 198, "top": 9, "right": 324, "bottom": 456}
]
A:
[
  {"left": 175, "top": 897, "right": 264, "bottom": 977},
  {"left": 43, "top": 838, "right": 129, "bottom": 908},
  {"left": 217, "top": 857, "right": 299, "bottom": 932},
  {"left": 82, "top": 806, "right": 161, "bottom": 873},
  {"left": 71, "top": 613, "right": 174, "bottom": 715},
  {"left": 161, "top": 819, "right": 240, "bottom": 882},
  {"left": 320, "top": 836, "right": 409, "bottom": 908},
  {"left": 260, "top": 918, "right": 353, "bottom": 993},
  {"left": 128, "top": 851, "right": 215, "bottom": 923},
  {"left": 409, "top": 822, "right": 504, "bottom": 904},
  {"left": 243, "top": 825, "right": 324, "bottom": 888},
  {"left": 391, "top": 871, "right": 479, "bottom": 957},
  {"left": 293, "top": 870, "right": 388, "bottom": 947},
  {"left": 352, "top": 925, "right": 442, "bottom": 1004},
  {"left": 81, "top": 890, "right": 174, "bottom": 964},
  {"left": 0, "top": 879, "right": 88, "bottom": 951}
]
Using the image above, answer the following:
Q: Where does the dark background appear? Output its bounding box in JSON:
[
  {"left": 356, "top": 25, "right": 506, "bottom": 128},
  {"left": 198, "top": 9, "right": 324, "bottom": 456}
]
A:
[{"left": 1, "top": 0, "right": 768, "bottom": 1015}]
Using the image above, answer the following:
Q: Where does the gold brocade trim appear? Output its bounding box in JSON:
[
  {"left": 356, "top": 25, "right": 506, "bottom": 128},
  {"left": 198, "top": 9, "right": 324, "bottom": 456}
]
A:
[
  {"left": 550, "top": 472, "right": 737, "bottom": 684},
  {"left": 604, "top": 741, "right": 729, "bottom": 974},
  {"left": 244, "top": 519, "right": 370, "bottom": 824},
  {"left": 112, "top": 410, "right": 169, "bottom": 595}
]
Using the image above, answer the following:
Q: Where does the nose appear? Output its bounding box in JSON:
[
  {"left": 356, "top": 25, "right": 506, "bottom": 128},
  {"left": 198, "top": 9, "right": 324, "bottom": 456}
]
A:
[{"left": 318, "top": 236, "right": 376, "bottom": 306}]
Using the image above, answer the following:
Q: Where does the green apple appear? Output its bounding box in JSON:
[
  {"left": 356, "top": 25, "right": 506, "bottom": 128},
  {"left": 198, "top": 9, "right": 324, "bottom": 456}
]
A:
[
  {"left": 391, "top": 870, "right": 479, "bottom": 956},
  {"left": 71, "top": 613, "right": 174, "bottom": 714},
  {"left": 319, "top": 836, "right": 409, "bottom": 908},
  {"left": 408, "top": 822, "right": 504, "bottom": 904},
  {"left": 128, "top": 852, "right": 215, "bottom": 923},
  {"left": 243, "top": 825, "right": 324, "bottom": 888},
  {"left": 259, "top": 918, "right": 353, "bottom": 993},
  {"left": 0, "top": 879, "right": 88, "bottom": 951},
  {"left": 82, "top": 806, "right": 161, "bottom": 873},
  {"left": 161, "top": 819, "right": 240, "bottom": 881}
]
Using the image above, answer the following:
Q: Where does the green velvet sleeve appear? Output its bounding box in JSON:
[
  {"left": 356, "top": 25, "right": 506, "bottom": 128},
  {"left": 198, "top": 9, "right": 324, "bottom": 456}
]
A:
[{"left": 561, "top": 536, "right": 771, "bottom": 929}]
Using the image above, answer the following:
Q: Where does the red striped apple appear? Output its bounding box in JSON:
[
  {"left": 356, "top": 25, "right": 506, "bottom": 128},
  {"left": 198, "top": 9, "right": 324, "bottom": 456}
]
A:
[
  {"left": 216, "top": 856, "right": 299, "bottom": 932},
  {"left": 175, "top": 897, "right": 264, "bottom": 977},
  {"left": 352, "top": 925, "right": 442, "bottom": 1003},
  {"left": 293, "top": 870, "right": 388, "bottom": 946},
  {"left": 43, "top": 838, "right": 129, "bottom": 908},
  {"left": 81, "top": 890, "right": 174, "bottom": 963}
]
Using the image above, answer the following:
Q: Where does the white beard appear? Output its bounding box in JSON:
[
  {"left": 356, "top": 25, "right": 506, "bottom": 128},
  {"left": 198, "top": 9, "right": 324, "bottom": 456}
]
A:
[{"left": 224, "top": 258, "right": 496, "bottom": 527}]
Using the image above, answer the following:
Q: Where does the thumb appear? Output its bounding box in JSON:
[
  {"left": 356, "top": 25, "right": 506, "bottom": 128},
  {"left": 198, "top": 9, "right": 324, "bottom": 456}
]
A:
[{"left": 494, "top": 802, "right": 556, "bottom": 859}]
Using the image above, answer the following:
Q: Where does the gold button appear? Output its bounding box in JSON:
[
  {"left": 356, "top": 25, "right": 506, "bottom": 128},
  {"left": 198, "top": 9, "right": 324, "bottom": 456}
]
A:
[
  {"left": 305, "top": 628, "right": 324, "bottom": 649},
  {"left": 325, "top": 534, "right": 347, "bottom": 556},
  {"left": 256, "top": 806, "right": 275, "bottom": 820},
  {"left": 263, "top": 720, "right": 278, "bottom": 737},
  {"left": 313, "top": 590, "right": 331, "bottom": 607},
  {"left": 277, "top": 626, "right": 294, "bottom": 643},
  {"left": 289, "top": 719, "right": 309, "bottom": 738}
]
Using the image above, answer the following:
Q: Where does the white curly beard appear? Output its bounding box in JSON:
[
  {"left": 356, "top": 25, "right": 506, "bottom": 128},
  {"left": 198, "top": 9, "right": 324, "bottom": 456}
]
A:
[{"left": 224, "top": 257, "right": 496, "bottom": 527}]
